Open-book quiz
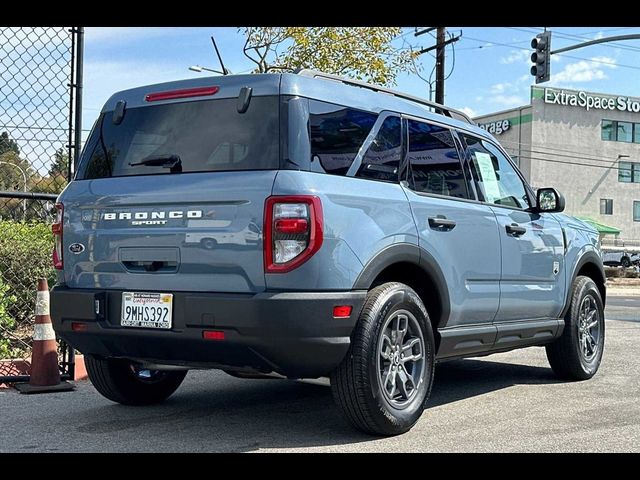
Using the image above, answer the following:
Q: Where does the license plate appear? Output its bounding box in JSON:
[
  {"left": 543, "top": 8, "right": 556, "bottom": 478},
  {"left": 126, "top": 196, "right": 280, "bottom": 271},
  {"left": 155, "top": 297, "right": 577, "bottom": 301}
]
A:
[{"left": 121, "top": 292, "right": 173, "bottom": 329}]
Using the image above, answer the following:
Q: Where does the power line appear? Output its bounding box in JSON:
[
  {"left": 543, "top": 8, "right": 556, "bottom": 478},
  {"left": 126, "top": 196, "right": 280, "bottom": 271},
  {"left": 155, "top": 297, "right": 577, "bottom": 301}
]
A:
[
  {"left": 462, "top": 34, "right": 640, "bottom": 72},
  {"left": 507, "top": 27, "right": 640, "bottom": 55},
  {"left": 456, "top": 38, "right": 531, "bottom": 51},
  {"left": 525, "top": 154, "right": 632, "bottom": 173},
  {"left": 507, "top": 145, "right": 634, "bottom": 166},
  {"left": 444, "top": 32, "right": 456, "bottom": 81},
  {"left": 495, "top": 138, "right": 638, "bottom": 164}
]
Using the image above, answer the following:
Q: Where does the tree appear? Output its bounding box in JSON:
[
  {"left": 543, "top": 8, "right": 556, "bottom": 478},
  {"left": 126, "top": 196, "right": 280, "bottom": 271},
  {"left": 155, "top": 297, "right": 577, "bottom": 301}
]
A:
[
  {"left": 48, "top": 147, "right": 69, "bottom": 178},
  {"left": 0, "top": 151, "right": 32, "bottom": 192},
  {"left": 0, "top": 131, "right": 19, "bottom": 156},
  {"left": 239, "top": 27, "right": 419, "bottom": 86}
]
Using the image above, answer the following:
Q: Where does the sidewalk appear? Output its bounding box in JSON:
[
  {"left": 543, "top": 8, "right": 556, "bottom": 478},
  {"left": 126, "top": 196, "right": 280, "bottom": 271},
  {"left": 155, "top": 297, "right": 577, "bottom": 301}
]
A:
[{"left": 607, "top": 286, "right": 640, "bottom": 296}]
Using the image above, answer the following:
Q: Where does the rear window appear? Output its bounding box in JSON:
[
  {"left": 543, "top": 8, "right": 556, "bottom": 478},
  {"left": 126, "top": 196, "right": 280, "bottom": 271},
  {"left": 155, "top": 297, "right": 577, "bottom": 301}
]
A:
[{"left": 77, "top": 96, "right": 279, "bottom": 179}]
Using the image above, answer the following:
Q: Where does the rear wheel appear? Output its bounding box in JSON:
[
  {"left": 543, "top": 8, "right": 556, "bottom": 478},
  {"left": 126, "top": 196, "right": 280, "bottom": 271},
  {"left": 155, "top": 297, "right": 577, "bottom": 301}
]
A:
[
  {"left": 621, "top": 256, "right": 631, "bottom": 268},
  {"left": 85, "top": 356, "right": 187, "bottom": 405},
  {"left": 546, "top": 276, "right": 605, "bottom": 380},
  {"left": 330, "top": 282, "right": 435, "bottom": 436}
]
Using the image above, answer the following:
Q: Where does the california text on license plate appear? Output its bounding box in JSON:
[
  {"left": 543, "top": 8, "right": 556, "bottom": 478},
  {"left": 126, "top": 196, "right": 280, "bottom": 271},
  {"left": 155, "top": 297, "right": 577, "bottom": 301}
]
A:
[{"left": 121, "top": 292, "right": 173, "bottom": 329}]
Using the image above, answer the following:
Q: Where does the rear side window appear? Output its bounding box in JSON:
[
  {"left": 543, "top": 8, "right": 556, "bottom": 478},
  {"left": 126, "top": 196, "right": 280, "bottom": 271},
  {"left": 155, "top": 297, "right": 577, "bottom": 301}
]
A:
[
  {"left": 356, "top": 116, "right": 402, "bottom": 183},
  {"left": 407, "top": 119, "right": 468, "bottom": 199},
  {"left": 77, "top": 96, "right": 279, "bottom": 179},
  {"left": 309, "top": 100, "right": 377, "bottom": 176}
]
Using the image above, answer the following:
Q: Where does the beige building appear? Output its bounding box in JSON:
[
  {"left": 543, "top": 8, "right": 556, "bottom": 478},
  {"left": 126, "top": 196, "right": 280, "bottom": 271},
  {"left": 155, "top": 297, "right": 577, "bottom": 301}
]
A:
[{"left": 475, "top": 85, "right": 640, "bottom": 240}]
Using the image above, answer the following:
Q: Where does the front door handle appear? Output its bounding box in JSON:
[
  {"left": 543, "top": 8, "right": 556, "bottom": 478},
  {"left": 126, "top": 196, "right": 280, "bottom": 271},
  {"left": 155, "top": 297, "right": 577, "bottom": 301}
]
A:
[
  {"left": 428, "top": 216, "right": 456, "bottom": 231},
  {"left": 505, "top": 223, "right": 527, "bottom": 237}
]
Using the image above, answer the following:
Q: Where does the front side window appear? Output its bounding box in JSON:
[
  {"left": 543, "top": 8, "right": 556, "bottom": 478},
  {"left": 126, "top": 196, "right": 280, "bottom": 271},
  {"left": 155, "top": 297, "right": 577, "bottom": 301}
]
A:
[
  {"left": 406, "top": 120, "right": 468, "bottom": 199},
  {"left": 309, "top": 100, "right": 377, "bottom": 176},
  {"left": 463, "top": 134, "right": 531, "bottom": 209},
  {"left": 78, "top": 96, "right": 279, "bottom": 179},
  {"left": 356, "top": 116, "right": 402, "bottom": 183}
]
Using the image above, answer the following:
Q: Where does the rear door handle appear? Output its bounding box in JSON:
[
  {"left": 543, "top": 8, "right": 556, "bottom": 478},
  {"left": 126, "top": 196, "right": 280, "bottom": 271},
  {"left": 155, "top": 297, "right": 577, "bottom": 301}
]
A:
[
  {"left": 505, "top": 223, "right": 526, "bottom": 237},
  {"left": 428, "top": 216, "right": 456, "bottom": 231}
]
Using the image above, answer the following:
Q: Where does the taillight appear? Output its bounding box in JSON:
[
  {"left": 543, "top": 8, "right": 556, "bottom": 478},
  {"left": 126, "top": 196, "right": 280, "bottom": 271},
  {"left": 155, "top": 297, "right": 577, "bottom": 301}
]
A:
[
  {"left": 264, "top": 196, "right": 323, "bottom": 273},
  {"left": 52, "top": 203, "right": 63, "bottom": 270}
]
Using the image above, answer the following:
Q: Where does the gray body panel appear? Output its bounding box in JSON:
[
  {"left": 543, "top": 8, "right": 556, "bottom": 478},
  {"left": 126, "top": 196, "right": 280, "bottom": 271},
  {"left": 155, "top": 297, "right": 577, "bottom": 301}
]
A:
[
  {"left": 403, "top": 190, "right": 502, "bottom": 326},
  {"left": 55, "top": 72, "right": 605, "bottom": 371},
  {"left": 60, "top": 171, "right": 276, "bottom": 293},
  {"left": 491, "top": 207, "right": 566, "bottom": 321}
]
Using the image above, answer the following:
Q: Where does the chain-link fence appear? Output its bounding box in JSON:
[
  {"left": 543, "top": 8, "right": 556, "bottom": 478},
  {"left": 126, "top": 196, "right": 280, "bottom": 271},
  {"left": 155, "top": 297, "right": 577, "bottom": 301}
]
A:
[{"left": 0, "top": 27, "right": 83, "bottom": 382}]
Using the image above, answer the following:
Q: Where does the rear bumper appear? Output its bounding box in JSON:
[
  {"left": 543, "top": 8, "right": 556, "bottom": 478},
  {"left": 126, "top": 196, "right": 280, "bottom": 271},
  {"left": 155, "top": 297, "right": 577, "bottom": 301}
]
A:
[{"left": 50, "top": 286, "right": 366, "bottom": 378}]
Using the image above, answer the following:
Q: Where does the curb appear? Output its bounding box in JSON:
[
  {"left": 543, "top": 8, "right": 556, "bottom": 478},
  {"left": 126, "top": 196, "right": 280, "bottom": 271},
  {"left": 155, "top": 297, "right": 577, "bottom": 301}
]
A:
[{"left": 607, "top": 287, "right": 640, "bottom": 296}]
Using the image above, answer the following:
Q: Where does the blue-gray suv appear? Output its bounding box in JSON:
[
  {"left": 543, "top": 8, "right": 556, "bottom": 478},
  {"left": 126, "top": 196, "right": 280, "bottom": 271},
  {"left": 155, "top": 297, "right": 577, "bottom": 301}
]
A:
[{"left": 51, "top": 70, "right": 606, "bottom": 436}]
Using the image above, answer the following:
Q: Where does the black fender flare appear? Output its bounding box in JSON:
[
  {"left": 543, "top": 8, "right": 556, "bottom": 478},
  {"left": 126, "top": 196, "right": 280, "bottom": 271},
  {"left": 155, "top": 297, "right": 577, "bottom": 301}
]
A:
[
  {"left": 353, "top": 243, "right": 451, "bottom": 328},
  {"left": 560, "top": 250, "right": 606, "bottom": 318}
]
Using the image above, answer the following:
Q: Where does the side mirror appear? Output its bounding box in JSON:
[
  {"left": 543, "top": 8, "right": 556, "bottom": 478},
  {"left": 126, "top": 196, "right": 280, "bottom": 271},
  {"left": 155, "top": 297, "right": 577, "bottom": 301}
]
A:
[{"left": 536, "top": 187, "right": 565, "bottom": 213}]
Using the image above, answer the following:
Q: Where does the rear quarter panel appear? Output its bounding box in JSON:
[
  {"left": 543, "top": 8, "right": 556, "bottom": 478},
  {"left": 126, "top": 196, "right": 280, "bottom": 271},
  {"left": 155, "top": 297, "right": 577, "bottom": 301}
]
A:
[{"left": 268, "top": 171, "right": 418, "bottom": 290}]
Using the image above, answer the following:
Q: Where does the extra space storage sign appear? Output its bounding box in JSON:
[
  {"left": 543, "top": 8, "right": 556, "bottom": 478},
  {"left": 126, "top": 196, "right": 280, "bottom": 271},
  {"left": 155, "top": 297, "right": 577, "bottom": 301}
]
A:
[
  {"left": 544, "top": 88, "right": 640, "bottom": 113},
  {"left": 478, "top": 119, "right": 511, "bottom": 135}
]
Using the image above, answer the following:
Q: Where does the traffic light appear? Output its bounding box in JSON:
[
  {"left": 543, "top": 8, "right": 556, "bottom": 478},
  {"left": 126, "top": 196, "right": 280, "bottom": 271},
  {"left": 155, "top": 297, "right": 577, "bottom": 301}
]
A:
[{"left": 531, "top": 31, "right": 551, "bottom": 84}]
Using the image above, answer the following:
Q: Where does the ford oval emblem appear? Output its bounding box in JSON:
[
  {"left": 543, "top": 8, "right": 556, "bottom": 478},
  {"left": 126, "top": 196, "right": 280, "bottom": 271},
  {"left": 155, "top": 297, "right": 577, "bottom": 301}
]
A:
[{"left": 69, "top": 243, "right": 85, "bottom": 254}]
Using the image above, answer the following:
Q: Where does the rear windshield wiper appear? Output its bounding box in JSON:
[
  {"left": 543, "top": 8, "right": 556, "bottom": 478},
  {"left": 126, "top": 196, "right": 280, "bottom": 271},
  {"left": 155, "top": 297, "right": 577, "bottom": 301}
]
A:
[{"left": 129, "top": 154, "right": 182, "bottom": 173}]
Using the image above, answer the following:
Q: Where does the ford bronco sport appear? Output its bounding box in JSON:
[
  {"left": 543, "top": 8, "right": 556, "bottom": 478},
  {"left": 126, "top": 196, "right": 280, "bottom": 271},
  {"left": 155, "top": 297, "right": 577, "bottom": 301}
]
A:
[{"left": 51, "top": 70, "right": 606, "bottom": 436}]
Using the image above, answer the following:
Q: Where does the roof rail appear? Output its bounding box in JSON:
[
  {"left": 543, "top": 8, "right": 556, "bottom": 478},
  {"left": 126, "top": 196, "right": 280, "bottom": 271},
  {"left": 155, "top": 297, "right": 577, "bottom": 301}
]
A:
[{"left": 294, "top": 69, "right": 474, "bottom": 125}]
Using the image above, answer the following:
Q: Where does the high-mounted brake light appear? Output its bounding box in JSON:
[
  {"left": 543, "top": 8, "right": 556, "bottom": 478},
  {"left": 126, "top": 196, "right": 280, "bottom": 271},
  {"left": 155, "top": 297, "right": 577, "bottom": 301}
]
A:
[
  {"left": 264, "top": 196, "right": 323, "bottom": 274},
  {"left": 145, "top": 85, "right": 220, "bottom": 102},
  {"left": 52, "top": 203, "right": 64, "bottom": 270}
]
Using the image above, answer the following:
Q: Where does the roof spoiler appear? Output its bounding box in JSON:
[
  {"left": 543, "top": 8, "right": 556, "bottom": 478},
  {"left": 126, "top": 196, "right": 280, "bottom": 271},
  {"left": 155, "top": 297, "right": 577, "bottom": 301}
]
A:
[{"left": 294, "top": 69, "right": 475, "bottom": 125}]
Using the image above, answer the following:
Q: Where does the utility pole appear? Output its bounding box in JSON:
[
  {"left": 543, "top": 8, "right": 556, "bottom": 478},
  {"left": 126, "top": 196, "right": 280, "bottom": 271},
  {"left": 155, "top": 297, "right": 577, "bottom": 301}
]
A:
[
  {"left": 415, "top": 27, "right": 460, "bottom": 104},
  {"left": 435, "top": 27, "right": 446, "bottom": 105}
]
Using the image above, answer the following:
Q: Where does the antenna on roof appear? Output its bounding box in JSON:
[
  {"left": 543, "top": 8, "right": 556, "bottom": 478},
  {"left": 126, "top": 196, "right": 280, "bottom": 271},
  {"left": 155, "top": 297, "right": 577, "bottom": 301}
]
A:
[{"left": 211, "top": 36, "right": 230, "bottom": 75}]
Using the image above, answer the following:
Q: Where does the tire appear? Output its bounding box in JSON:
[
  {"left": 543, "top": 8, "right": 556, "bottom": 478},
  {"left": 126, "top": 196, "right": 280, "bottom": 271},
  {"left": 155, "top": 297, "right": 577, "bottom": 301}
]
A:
[
  {"left": 85, "top": 356, "right": 188, "bottom": 406},
  {"left": 621, "top": 256, "right": 631, "bottom": 268},
  {"left": 546, "top": 276, "right": 605, "bottom": 380},
  {"left": 330, "top": 282, "right": 435, "bottom": 436}
]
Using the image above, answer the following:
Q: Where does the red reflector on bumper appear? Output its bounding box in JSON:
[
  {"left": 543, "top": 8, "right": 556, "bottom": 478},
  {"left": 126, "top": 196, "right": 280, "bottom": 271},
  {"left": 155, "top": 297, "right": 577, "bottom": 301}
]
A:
[
  {"left": 203, "top": 330, "right": 225, "bottom": 341},
  {"left": 333, "top": 306, "right": 352, "bottom": 318},
  {"left": 71, "top": 322, "right": 88, "bottom": 332}
]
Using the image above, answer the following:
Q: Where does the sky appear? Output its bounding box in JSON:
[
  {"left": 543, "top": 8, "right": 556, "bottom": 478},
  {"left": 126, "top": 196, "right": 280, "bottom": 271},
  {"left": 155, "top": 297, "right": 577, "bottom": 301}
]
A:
[{"left": 82, "top": 26, "right": 640, "bottom": 140}]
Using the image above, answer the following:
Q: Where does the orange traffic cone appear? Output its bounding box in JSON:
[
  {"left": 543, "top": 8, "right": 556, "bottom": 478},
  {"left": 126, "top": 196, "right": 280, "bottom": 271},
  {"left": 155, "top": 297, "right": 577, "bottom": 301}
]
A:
[{"left": 15, "top": 279, "right": 74, "bottom": 394}]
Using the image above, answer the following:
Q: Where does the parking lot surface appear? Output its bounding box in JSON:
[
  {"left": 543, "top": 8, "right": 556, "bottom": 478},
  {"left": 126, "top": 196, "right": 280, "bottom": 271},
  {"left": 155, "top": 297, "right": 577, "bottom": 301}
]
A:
[{"left": 1, "top": 303, "right": 639, "bottom": 453}]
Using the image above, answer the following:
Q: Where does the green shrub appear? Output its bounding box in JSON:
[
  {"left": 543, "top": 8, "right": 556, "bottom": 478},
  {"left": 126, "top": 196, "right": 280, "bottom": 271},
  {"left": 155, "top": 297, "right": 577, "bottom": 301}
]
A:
[
  {"left": 0, "top": 221, "right": 56, "bottom": 358},
  {"left": 0, "top": 277, "right": 18, "bottom": 358}
]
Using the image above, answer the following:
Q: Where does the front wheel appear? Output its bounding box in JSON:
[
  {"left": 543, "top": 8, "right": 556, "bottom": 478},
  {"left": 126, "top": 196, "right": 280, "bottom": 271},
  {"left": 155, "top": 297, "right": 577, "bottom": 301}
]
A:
[
  {"left": 621, "top": 256, "right": 631, "bottom": 268},
  {"left": 546, "top": 276, "right": 605, "bottom": 380},
  {"left": 85, "top": 356, "right": 188, "bottom": 405},
  {"left": 330, "top": 282, "right": 435, "bottom": 436}
]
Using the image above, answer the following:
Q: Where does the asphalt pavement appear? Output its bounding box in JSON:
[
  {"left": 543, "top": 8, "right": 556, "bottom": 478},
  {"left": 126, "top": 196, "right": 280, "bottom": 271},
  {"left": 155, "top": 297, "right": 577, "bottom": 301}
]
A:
[{"left": 1, "top": 298, "right": 639, "bottom": 453}]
